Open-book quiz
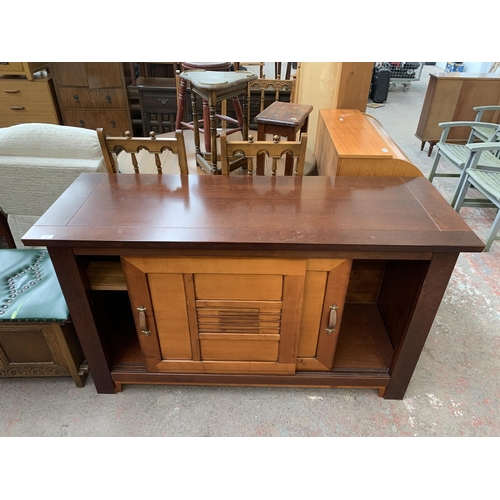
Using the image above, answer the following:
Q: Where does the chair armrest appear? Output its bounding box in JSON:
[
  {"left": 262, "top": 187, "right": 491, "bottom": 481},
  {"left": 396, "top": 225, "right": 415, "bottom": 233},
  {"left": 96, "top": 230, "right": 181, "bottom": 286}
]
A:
[
  {"left": 473, "top": 105, "right": 500, "bottom": 122},
  {"left": 466, "top": 142, "right": 500, "bottom": 152},
  {"left": 438, "top": 121, "right": 500, "bottom": 143}
]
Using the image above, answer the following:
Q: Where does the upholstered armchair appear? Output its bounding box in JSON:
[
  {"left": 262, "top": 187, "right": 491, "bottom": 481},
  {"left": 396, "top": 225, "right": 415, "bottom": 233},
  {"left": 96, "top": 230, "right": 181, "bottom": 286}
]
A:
[{"left": 0, "top": 123, "right": 107, "bottom": 248}]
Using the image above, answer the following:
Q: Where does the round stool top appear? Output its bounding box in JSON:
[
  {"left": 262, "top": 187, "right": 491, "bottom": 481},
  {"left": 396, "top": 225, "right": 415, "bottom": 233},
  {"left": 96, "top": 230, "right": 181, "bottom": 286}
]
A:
[{"left": 181, "top": 62, "right": 231, "bottom": 71}]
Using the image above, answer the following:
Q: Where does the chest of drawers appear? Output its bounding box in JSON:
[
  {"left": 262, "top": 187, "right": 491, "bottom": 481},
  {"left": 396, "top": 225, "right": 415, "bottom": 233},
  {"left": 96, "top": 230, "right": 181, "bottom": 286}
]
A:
[
  {"left": 50, "top": 62, "right": 132, "bottom": 137},
  {"left": 0, "top": 73, "right": 61, "bottom": 128}
]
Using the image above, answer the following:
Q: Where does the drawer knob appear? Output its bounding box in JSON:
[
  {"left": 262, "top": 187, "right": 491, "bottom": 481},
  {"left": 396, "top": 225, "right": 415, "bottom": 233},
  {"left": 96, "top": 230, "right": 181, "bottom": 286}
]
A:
[
  {"left": 10, "top": 106, "right": 25, "bottom": 110},
  {"left": 106, "top": 95, "right": 111, "bottom": 103},
  {"left": 326, "top": 304, "right": 339, "bottom": 335},
  {"left": 73, "top": 94, "right": 79, "bottom": 102},
  {"left": 79, "top": 119, "right": 84, "bottom": 126},
  {"left": 111, "top": 120, "right": 116, "bottom": 128}
]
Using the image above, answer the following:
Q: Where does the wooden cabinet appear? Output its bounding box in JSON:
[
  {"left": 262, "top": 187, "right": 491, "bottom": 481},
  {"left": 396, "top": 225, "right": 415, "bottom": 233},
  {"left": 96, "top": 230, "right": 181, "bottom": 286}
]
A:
[
  {"left": 23, "top": 174, "right": 484, "bottom": 399},
  {"left": 0, "top": 73, "right": 61, "bottom": 128},
  {"left": 416, "top": 72, "right": 500, "bottom": 155},
  {"left": 50, "top": 62, "right": 132, "bottom": 136},
  {"left": 136, "top": 77, "right": 178, "bottom": 135},
  {"left": 315, "top": 109, "right": 423, "bottom": 177}
]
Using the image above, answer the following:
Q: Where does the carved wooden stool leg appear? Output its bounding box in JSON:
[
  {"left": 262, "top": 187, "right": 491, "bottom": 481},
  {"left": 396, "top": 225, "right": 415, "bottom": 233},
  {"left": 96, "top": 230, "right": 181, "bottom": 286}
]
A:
[
  {"left": 203, "top": 99, "right": 211, "bottom": 153},
  {"left": 209, "top": 90, "right": 218, "bottom": 174},
  {"left": 191, "top": 88, "right": 201, "bottom": 156},
  {"left": 176, "top": 77, "right": 188, "bottom": 130}
]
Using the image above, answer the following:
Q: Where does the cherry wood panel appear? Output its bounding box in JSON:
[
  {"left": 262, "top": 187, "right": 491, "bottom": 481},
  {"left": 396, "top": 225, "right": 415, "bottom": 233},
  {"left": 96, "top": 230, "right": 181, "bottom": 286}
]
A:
[
  {"left": 23, "top": 175, "right": 484, "bottom": 253},
  {"left": 315, "top": 109, "right": 423, "bottom": 178}
]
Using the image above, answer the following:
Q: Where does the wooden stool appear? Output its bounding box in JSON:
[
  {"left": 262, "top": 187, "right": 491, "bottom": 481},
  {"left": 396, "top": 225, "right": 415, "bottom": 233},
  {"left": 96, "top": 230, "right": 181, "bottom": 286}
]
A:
[
  {"left": 179, "top": 70, "right": 258, "bottom": 174},
  {"left": 176, "top": 62, "right": 235, "bottom": 154},
  {"left": 0, "top": 249, "right": 88, "bottom": 387},
  {"left": 255, "top": 101, "right": 313, "bottom": 175}
]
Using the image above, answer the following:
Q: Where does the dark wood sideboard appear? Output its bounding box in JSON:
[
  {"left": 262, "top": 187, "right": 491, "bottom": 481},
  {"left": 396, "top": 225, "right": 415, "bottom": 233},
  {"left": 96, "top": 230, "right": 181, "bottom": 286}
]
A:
[{"left": 22, "top": 174, "right": 484, "bottom": 399}]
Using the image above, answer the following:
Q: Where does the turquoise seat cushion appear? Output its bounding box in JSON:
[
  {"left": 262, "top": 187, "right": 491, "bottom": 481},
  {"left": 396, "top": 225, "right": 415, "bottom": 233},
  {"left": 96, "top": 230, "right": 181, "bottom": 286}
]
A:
[{"left": 0, "top": 249, "right": 69, "bottom": 322}]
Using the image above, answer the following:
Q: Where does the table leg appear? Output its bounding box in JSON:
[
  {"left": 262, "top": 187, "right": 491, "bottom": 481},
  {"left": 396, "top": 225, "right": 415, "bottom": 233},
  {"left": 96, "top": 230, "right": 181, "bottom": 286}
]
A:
[{"left": 284, "top": 128, "right": 297, "bottom": 176}]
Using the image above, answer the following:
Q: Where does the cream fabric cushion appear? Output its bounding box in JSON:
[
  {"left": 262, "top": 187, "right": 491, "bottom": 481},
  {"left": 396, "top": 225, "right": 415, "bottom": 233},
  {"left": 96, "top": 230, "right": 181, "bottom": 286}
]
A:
[{"left": 0, "top": 123, "right": 107, "bottom": 248}]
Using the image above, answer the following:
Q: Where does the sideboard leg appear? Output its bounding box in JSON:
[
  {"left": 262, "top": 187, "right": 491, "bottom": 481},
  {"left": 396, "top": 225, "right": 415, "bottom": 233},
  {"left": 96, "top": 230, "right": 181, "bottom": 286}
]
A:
[
  {"left": 384, "top": 252, "right": 458, "bottom": 400},
  {"left": 48, "top": 247, "right": 116, "bottom": 394}
]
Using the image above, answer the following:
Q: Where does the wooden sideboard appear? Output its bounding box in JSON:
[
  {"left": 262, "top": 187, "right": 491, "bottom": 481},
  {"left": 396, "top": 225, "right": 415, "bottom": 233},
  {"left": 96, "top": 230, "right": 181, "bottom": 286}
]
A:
[
  {"left": 315, "top": 109, "right": 423, "bottom": 177},
  {"left": 23, "top": 174, "right": 484, "bottom": 399},
  {"left": 416, "top": 72, "right": 500, "bottom": 155}
]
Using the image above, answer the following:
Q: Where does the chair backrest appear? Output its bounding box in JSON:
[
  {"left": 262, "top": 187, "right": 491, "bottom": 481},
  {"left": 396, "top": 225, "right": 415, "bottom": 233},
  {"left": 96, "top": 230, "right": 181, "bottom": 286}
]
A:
[
  {"left": 249, "top": 77, "right": 296, "bottom": 115},
  {"left": 0, "top": 123, "right": 107, "bottom": 248},
  {"left": 274, "top": 62, "right": 293, "bottom": 80},
  {"left": 97, "top": 129, "right": 189, "bottom": 174},
  {"left": 220, "top": 133, "right": 307, "bottom": 176}
]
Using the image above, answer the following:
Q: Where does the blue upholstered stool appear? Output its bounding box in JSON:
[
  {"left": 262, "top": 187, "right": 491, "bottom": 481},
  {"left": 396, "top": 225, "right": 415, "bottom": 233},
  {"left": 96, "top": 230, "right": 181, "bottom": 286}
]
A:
[{"left": 0, "top": 249, "right": 87, "bottom": 386}]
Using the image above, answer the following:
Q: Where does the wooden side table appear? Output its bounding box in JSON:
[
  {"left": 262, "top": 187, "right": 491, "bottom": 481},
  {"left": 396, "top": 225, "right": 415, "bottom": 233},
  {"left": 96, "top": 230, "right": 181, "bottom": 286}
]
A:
[{"left": 255, "top": 101, "right": 313, "bottom": 175}]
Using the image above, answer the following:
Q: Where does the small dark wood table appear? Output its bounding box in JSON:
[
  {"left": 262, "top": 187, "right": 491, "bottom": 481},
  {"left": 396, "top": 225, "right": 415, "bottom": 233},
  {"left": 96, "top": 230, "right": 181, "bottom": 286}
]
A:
[
  {"left": 23, "top": 174, "right": 484, "bottom": 399},
  {"left": 255, "top": 101, "right": 313, "bottom": 175}
]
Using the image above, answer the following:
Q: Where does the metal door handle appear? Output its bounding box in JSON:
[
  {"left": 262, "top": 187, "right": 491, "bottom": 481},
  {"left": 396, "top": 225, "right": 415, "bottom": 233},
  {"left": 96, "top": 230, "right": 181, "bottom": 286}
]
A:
[
  {"left": 137, "top": 306, "right": 151, "bottom": 336},
  {"left": 326, "top": 304, "right": 339, "bottom": 335}
]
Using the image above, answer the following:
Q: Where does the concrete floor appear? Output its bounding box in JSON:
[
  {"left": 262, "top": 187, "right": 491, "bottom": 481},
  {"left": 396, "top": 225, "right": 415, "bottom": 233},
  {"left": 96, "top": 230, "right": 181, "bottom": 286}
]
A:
[{"left": 1, "top": 64, "right": 500, "bottom": 439}]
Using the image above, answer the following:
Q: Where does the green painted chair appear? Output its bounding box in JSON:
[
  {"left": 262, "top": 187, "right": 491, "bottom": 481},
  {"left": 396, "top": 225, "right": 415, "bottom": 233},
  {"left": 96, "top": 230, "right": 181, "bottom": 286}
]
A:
[
  {"left": 468, "top": 105, "right": 500, "bottom": 143},
  {"left": 428, "top": 121, "right": 500, "bottom": 206},
  {"left": 452, "top": 142, "right": 500, "bottom": 252}
]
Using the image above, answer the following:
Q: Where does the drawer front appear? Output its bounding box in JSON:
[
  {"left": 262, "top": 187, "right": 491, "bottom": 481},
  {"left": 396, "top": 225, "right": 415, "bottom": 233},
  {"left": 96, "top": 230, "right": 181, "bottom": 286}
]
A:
[
  {"left": 63, "top": 109, "right": 131, "bottom": 136},
  {"left": 0, "top": 114, "right": 60, "bottom": 128},
  {"left": 57, "top": 87, "right": 127, "bottom": 109},
  {"left": 140, "top": 89, "right": 177, "bottom": 112},
  {"left": 0, "top": 79, "right": 52, "bottom": 100},
  {"left": 0, "top": 62, "right": 25, "bottom": 73},
  {"left": 0, "top": 98, "right": 56, "bottom": 116}
]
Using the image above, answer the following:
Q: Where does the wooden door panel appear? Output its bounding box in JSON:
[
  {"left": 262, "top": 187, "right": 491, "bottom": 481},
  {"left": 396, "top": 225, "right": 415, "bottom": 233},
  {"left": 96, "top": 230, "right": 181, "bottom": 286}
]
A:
[
  {"left": 194, "top": 274, "right": 283, "bottom": 300},
  {"left": 84, "top": 63, "right": 124, "bottom": 89},
  {"left": 200, "top": 338, "right": 279, "bottom": 361},
  {"left": 297, "top": 259, "right": 352, "bottom": 371},
  {"left": 148, "top": 273, "right": 192, "bottom": 359},
  {"left": 121, "top": 256, "right": 307, "bottom": 375}
]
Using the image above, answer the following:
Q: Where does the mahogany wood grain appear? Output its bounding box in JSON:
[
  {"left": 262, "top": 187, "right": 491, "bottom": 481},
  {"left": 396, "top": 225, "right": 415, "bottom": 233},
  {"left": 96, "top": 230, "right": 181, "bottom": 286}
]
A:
[{"left": 23, "top": 175, "right": 484, "bottom": 254}]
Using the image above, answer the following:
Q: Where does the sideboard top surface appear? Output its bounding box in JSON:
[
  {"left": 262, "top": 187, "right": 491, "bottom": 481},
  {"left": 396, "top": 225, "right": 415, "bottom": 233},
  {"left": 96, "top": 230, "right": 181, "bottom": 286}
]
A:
[
  {"left": 22, "top": 173, "right": 484, "bottom": 253},
  {"left": 430, "top": 72, "right": 500, "bottom": 80}
]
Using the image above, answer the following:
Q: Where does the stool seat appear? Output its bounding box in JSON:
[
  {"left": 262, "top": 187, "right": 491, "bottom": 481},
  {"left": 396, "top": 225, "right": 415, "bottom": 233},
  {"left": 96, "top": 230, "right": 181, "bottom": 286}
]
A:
[
  {"left": 0, "top": 249, "right": 69, "bottom": 322},
  {"left": 254, "top": 101, "right": 313, "bottom": 128}
]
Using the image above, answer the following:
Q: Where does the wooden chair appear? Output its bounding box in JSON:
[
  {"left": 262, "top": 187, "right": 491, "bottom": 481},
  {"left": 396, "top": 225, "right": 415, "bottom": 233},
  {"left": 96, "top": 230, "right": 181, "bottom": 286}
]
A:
[
  {"left": 97, "top": 129, "right": 189, "bottom": 174},
  {"left": 428, "top": 121, "right": 500, "bottom": 205},
  {"left": 452, "top": 141, "right": 500, "bottom": 251},
  {"left": 220, "top": 133, "right": 307, "bottom": 176}
]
